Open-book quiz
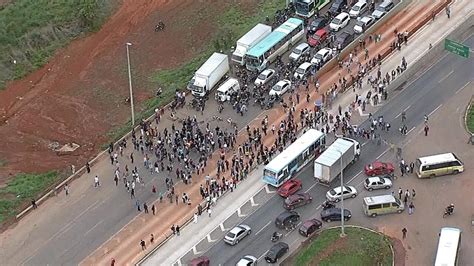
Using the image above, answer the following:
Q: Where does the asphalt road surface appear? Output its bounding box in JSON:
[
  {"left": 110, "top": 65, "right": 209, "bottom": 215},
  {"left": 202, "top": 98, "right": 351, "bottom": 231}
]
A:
[{"left": 201, "top": 34, "right": 474, "bottom": 265}]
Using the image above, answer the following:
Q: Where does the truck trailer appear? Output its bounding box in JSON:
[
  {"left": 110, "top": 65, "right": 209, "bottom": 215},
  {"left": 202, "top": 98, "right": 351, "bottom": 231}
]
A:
[
  {"left": 231, "top": 24, "right": 272, "bottom": 66},
  {"left": 314, "top": 137, "right": 360, "bottom": 183},
  {"left": 188, "top": 53, "right": 229, "bottom": 98}
]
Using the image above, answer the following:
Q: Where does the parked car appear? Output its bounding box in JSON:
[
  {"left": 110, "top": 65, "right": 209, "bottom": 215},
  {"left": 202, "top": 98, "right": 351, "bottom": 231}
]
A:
[
  {"left": 284, "top": 192, "right": 313, "bottom": 210},
  {"left": 298, "top": 218, "right": 322, "bottom": 237},
  {"left": 334, "top": 31, "right": 354, "bottom": 50},
  {"left": 365, "top": 161, "right": 395, "bottom": 176},
  {"left": 321, "top": 208, "right": 352, "bottom": 222},
  {"left": 275, "top": 211, "right": 300, "bottom": 229},
  {"left": 353, "top": 16, "right": 375, "bottom": 33},
  {"left": 307, "top": 28, "right": 328, "bottom": 47},
  {"left": 329, "top": 0, "right": 347, "bottom": 14},
  {"left": 269, "top": 79, "right": 291, "bottom": 96},
  {"left": 294, "top": 62, "right": 312, "bottom": 79},
  {"left": 372, "top": 0, "right": 395, "bottom": 19},
  {"left": 307, "top": 17, "right": 329, "bottom": 35},
  {"left": 190, "top": 256, "right": 210, "bottom": 266},
  {"left": 289, "top": 42, "right": 310, "bottom": 61},
  {"left": 326, "top": 185, "right": 358, "bottom": 202},
  {"left": 265, "top": 242, "right": 289, "bottom": 263},
  {"left": 364, "top": 176, "right": 392, "bottom": 191},
  {"left": 349, "top": 1, "right": 368, "bottom": 18},
  {"left": 255, "top": 69, "right": 276, "bottom": 86},
  {"left": 224, "top": 224, "right": 251, "bottom": 245},
  {"left": 277, "top": 178, "right": 302, "bottom": 197},
  {"left": 236, "top": 255, "right": 257, "bottom": 266},
  {"left": 311, "top": 47, "right": 333, "bottom": 66},
  {"left": 329, "top": 12, "right": 350, "bottom": 32}
]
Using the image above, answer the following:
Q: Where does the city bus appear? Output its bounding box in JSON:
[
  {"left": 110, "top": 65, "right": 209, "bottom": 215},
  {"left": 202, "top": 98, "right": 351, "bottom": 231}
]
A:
[
  {"left": 294, "top": 0, "right": 331, "bottom": 18},
  {"left": 263, "top": 129, "right": 326, "bottom": 187},
  {"left": 246, "top": 18, "right": 304, "bottom": 72},
  {"left": 415, "top": 153, "right": 464, "bottom": 178},
  {"left": 434, "top": 227, "right": 462, "bottom": 266}
]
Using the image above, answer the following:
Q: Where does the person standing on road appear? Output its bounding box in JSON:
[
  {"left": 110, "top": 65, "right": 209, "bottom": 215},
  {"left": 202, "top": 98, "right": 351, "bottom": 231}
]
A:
[
  {"left": 140, "top": 239, "right": 146, "bottom": 250},
  {"left": 94, "top": 175, "right": 100, "bottom": 188},
  {"left": 86, "top": 162, "right": 91, "bottom": 173},
  {"left": 64, "top": 183, "right": 70, "bottom": 196},
  {"left": 446, "top": 5, "right": 451, "bottom": 19},
  {"left": 31, "top": 198, "right": 38, "bottom": 209},
  {"left": 151, "top": 204, "right": 156, "bottom": 215},
  {"left": 111, "top": 258, "right": 116, "bottom": 266},
  {"left": 171, "top": 224, "right": 176, "bottom": 235},
  {"left": 208, "top": 207, "right": 212, "bottom": 217},
  {"left": 136, "top": 200, "right": 141, "bottom": 212},
  {"left": 409, "top": 162, "right": 415, "bottom": 173},
  {"left": 176, "top": 225, "right": 180, "bottom": 236},
  {"left": 194, "top": 213, "right": 198, "bottom": 223},
  {"left": 424, "top": 124, "right": 429, "bottom": 136},
  {"left": 408, "top": 202, "right": 415, "bottom": 215},
  {"left": 398, "top": 188, "right": 403, "bottom": 200},
  {"left": 150, "top": 234, "right": 154, "bottom": 244},
  {"left": 402, "top": 228, "right": 407, "bottom": 239},
  {"left": 412, "top": 189, "right": 416, "bottom": 199},
  {"left": 144, "top": 202, "right": 149, "bottom": 213}
]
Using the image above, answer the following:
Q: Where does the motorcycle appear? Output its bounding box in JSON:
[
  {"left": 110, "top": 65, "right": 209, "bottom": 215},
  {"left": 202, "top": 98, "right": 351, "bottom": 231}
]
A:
[
  {"left": 155, "top": 21, "right": 165, "bottom": 32},
  {"left": 443, "top": 207, "right": 454, "bottom": 218},
  {"left": 321, "top": 200, "right": 336, "bottom": 210},
  {"left": 271, "top": 232, "right": 282, "bottom": 242}
]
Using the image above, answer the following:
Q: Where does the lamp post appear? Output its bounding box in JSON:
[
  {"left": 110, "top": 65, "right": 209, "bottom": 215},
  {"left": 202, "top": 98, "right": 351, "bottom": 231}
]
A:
[
  {"left": 336, "top": 149, "right": 346, "bottom": 237},
  {"left": 126, "top": 42, "right": 135, "bottom": 126}
]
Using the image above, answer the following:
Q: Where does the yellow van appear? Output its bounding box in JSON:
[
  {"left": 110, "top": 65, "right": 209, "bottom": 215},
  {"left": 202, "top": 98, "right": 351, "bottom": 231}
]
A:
[
  {"left": 363, "top": 195, "right": 404, "bottom": 217},
  {"left": 415, "top": 153, "right": 464, "bottom": 178}
]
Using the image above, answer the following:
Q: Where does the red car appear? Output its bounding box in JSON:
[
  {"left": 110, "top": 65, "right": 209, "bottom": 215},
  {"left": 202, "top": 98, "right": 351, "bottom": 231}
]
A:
[
  {"left": 307, "top": 29, "right": 328, "bottom": 47},
  {"left": 284, "top": 192, "right": 312, "bottom": 210},
  {"left": 190, "top": 256, "right": 210, "bottom": 266},
  {"left": 277, "top": 178, "right": 302, "bottom": 197},
  {"left": 365, "top": 161, "right": 395, "bottom": 176}
]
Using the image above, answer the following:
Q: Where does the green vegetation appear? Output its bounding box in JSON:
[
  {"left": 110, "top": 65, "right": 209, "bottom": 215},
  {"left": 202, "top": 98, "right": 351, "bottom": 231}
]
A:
[
  {"left": 294, "top": 227, "right": 393, "bottom": 266},
  {"left": 0, "top": 172, "right": 57, "bottom": 223},
  {"left": 0, "top": 0, "right": 114, "bottom": 88},
  {"left": 467, "top": 102, "right": 474, "bottom": 134}
]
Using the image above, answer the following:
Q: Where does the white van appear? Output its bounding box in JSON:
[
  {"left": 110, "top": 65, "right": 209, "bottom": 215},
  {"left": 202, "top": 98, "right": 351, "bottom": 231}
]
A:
[
  {"left": 215, "top": 78, "right": 240, "bottom": 102},
  {"left": 294, "top": 62, "right": 312, "bottom": 79},
  {"left": 329, "top": 12, "right": 350, "bottom": 32},
  {"left": 363, "top": 195, "right": 404, "bottom": 217}
]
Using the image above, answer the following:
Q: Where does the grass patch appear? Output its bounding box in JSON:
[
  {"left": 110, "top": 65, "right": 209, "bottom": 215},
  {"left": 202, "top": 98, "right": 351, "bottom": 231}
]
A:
[
  {"left": 467, "top": 101, "right": 474, "bottom": 134},
  {"left": 0, "top": 0, "right": 115, "bottom": 88},
  {"left": 294, "top": 227, "right": 393, "bottom": 266},
  {"left": 0, "top": 171, "right": 57, "bottom": 223}
]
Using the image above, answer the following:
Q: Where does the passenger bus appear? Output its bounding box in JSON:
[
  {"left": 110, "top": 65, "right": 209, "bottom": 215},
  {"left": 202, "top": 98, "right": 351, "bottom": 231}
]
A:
[
  {"left": 294, "top": 0, "right": 331, "bottom": 18},
  {"left": 263, "top": 129, "right": 325, "bottom": 187},
  {"left": 434, "top": 227, "right": 462, "bottom": 266},
  {"left": 415, "top": 153, "right": 464, "bottom": 178},
  {"left": 246, "top": 18, "right": 305, "bottom": 72}
]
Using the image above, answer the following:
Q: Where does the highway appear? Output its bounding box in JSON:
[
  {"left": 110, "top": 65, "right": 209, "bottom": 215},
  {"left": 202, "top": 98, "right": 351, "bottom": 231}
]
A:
[{"left": 200, "top": 34, "right": 474, "bottom": 265}]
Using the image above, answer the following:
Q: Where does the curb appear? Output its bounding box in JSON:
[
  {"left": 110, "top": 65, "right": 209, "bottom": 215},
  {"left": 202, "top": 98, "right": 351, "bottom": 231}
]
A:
[{"left": 464, "top": 97, "right": 474, "bottom": 135}]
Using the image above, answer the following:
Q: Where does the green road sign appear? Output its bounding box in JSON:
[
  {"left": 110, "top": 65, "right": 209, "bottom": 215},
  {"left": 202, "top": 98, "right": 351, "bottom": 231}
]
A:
[{"left": 445, "top": 39, "right": 470, "bottom": 58}]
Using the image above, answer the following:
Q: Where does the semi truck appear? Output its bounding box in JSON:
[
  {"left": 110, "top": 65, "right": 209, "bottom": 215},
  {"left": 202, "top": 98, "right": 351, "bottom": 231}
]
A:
[
  {"left": 314, "top": 137, "right": 360, "bottom": 183},
  {"left": 188, "top": 53, "right": 229, "bottom": 98},
  {"left": 231, "top": 23, "right": 272, "bottom": 66}
]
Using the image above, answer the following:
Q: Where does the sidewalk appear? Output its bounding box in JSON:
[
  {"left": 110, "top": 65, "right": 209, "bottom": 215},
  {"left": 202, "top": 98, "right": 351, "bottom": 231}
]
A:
[{"left": 83, "top": 1, "right": 455, "bottom": 265}]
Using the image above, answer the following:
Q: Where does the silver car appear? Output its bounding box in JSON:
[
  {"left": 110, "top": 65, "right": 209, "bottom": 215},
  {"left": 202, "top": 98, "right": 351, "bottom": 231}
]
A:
[
  {"left": 326, "top": 186, "right": 358, "bottom": 202},
  {"left": 236, "top": 255, "right": 257, "bottom": 266},
  {"left": 364, "top": 177, "right": 392, "bottom": 191},
  {"left": 224, "top": 224, "right": 251, "bottom": 245}
]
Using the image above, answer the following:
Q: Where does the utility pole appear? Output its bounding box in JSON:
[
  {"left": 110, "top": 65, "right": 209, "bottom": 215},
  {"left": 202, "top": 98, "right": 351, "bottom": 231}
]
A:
[
  {"left": 337, "top": 149, "right": 346, "bottom": 237},
  {"left": 126, "top": 42, "right": 135, "bottom": 126}
]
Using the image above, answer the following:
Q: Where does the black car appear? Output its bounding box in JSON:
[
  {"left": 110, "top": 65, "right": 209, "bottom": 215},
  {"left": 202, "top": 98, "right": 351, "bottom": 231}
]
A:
[
  {"left": 265, "top": 242, "right": 289, "bottom": 263},
  {"left": 299, "top": 218, "right": 323, "bottom": 237},
  {"left": 320, "top": 208, "right": 352, "bottom": 222},
  {"left": 275, "top": 211, "right": 300, "bottom": 229},
  {"left": 334, "top": 31, "right": 354, "bottom": 50},
  {"left": 329, "top": 0, "right": 347, "bottom": 15},
  {"left": 307, "top": 17, "right": 329, "bottom": 35}
]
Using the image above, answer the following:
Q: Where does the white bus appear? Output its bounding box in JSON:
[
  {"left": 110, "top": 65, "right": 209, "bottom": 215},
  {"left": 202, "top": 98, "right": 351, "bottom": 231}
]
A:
[
  {"left": 434, "top": 227, "right": 462, "bottom": 266},
  {"left": 415, "top": 153, "right": 464, "bottom": 178},
  {"left": 263, "top": 129, "right": 325, "bottom": 187}
]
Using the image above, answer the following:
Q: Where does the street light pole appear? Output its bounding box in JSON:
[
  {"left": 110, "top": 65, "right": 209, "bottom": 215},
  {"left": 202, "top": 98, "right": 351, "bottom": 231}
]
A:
[
  {"left": 337, "top": 149, "right": 346, "bottom": 237},
  {"left": 126, "top": 42, "right": 135, "bottom": 126}
]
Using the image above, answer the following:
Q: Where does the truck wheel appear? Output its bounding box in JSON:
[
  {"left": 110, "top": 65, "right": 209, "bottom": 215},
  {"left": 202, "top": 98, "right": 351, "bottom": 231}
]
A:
[{"left": 371, "top": 213, "right": 377, "bottom": 217}]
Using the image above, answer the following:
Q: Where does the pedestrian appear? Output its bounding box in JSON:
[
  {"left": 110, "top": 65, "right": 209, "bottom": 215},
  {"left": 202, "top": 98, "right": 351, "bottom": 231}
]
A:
[
  {"left": 114, "top": 175, "right": 119, "bottom": 186},
  {"left": 408, "top": 202, "right": 415, "bottom": 215},
  {"left": 111, "top": 258, "right": 116, "bottom": 266},
  {"left": 398, "top": 187, "right": 402, "bottom": 199},
  {"left": 409, "top": 162, "right": 415, "bottom": 173},
  {"left": 144, "top": 203, "right": 149, "bottom": 213},
  {"left": 94, "top": 175, "right": 100, "bottom": 187},
  {"left": 31, "top": 198, "right": 38, "bottom": 209},
  {"left": 171, "top": 224, "right": 176, "bottom": 235},
  {"left": 176, "top": 225, "right": 180, "bottom": 236},
  {"left": 151, "top": 204, "right": 156, "bottom": 215},
  {"left": 446, "top": 5, "right": 451, "bottom": 19},
  {"left": 64, "top": 183, "right": 70, "bottom": 196},
  {"left": 412, "top": 189, "right": 416, "bottom": 199},
  {"left": 140, "top": 239, "right": 146, "bottom": 250},
  {"left": 402, "top": 228, "right": 407, "bottom": 239},
  {"left": 86, "top": 162, "right": 91, "bottom": 173},
  {"left": 136, "top": 200, "right": 141, "bottom": 212},
  {"left": 194, "top": 213, "right": 198, "bottom": 223},
  {"left": 175, "top": 194, "right": 179, "bottom": 205},
  {"left": 208, "top": 207, "right": 212, "bottom": 217},
  {"left": 404, "top": 189, "right": 410, "bottom": 199},
  {"left": 152, "top": 185, "right": 156, "bottom": 193},
  {"left": 424, "top": 124, "right": 429, "bottom": 136},
  {"left": 150, "top": 233, "right": 154, "bottom": 244},
  {"left": 71, "top": 164, "right": 76, "bottom": 174}
]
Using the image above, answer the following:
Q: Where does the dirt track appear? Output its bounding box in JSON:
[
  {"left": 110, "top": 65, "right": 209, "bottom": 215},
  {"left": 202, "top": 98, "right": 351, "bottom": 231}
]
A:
[{"left": 0, "top": 0, "right": 231, "bottom": 183}]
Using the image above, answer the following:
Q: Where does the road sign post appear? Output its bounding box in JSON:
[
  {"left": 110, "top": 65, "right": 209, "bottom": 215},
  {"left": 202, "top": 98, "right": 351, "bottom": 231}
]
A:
[{"left": 444, "top": 39, "right": 470, "bottom": 58}]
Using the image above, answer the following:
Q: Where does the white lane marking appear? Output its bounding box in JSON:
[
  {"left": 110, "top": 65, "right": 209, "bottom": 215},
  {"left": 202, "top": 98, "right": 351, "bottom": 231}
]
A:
[
  {"left": 403, "top": 105, "right": 412, "bottom": 112},
  {"left": 219, "top": 223, "right": 227, "bottom": 232},
  {"left": 406, "top": 126, "right": 415, "bottom": 135},
  {"left": 361, "top": 141, "right": 368, "bottom": 147},
  {"left": 250, "top": 197, "right": 259, "bottom": 207},
  {"left": 347, "top": 171, "right": 363, "bottom": 184},
  {"left": 438, "top": 70, "right": 453, "bottom": 83},
  {"left": 428, "top": 104, "right": 443, "bottom": 117},
  {"left": 84, "top": 220, "right": 103, "bottom": 236},
  {"left": 206, "top": 234, "right": 216, "bottom": 243},
  {"left": 284, "top": 221, "right": 301, "bottom": 237},
  {"left": 255, "top": 220, "right": 272, "bottom": 236},
  {"left": 237, "top": 208, "right": 246, "bottom": 218},
  {"left": 355, "top": 179, "right": 366, "bottom": 188},
  {"left": 376, "top": 148, "right": 390, "bottom": 160},
  {"left": 455, "top": 81, "right": 470, "bottom": 94},
  {"left": 192, "top": 246, "right": 201, "bottom": 255},
  {"left": 257, "top": 250, "right": 269, "bottom": 262},
  {"left": 304, "top": 183, "right": 317, "bottom": 193},
  {"left": 265, "top": 185, "right": 276, "bottom": 194},
  {"left": 395, "top": 112, "right": 402, "bottom": 118}
]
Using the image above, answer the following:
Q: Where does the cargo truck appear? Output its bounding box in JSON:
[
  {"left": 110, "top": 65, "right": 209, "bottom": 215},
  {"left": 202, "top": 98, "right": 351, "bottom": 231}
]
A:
[
  {"left": 231, "top": 24, "right": 272, "bottom": 66},
  {"left": 314, "top": 137, "right": 360, "bottom": 183},
  {"left": 188, "top": 53, "right": 229, "bottom": 98}
]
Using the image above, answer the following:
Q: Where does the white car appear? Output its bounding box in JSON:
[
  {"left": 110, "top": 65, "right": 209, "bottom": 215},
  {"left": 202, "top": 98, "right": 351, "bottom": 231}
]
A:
[
  {"left": 254, "top": 69, "right": 276, "bottom": 86},
  {"left": 224, "top": 224, "right": 251, "bottom": 245},
  {"left": 310, "top": 48, "right": 333, "bottom": 66},
  {"left": 349, "top": 1, "right": 368, "bottom": 18},
  {"left": 353, "top": 16, "right": 375, "bottom": 33},
  {"left": 364, "top": 177, "right": 392, "bottom": 191},
  {"left": 269, "top": 79, "right": 291, "bottom": 96},
  {"left": 236, "top": 255, "right": 257, "bottom": 266},
  {"left": 294, "top": 62, "right": 312, "bottom": 79},
  {"left": 326, "top": 185, "right": 358, "bottom": 202},
  {"left": 289, "top": 42, "right": 310, "bottom": 61},
  {"left": 329, "top": 12, "right": 350, "bottom": 32}
]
